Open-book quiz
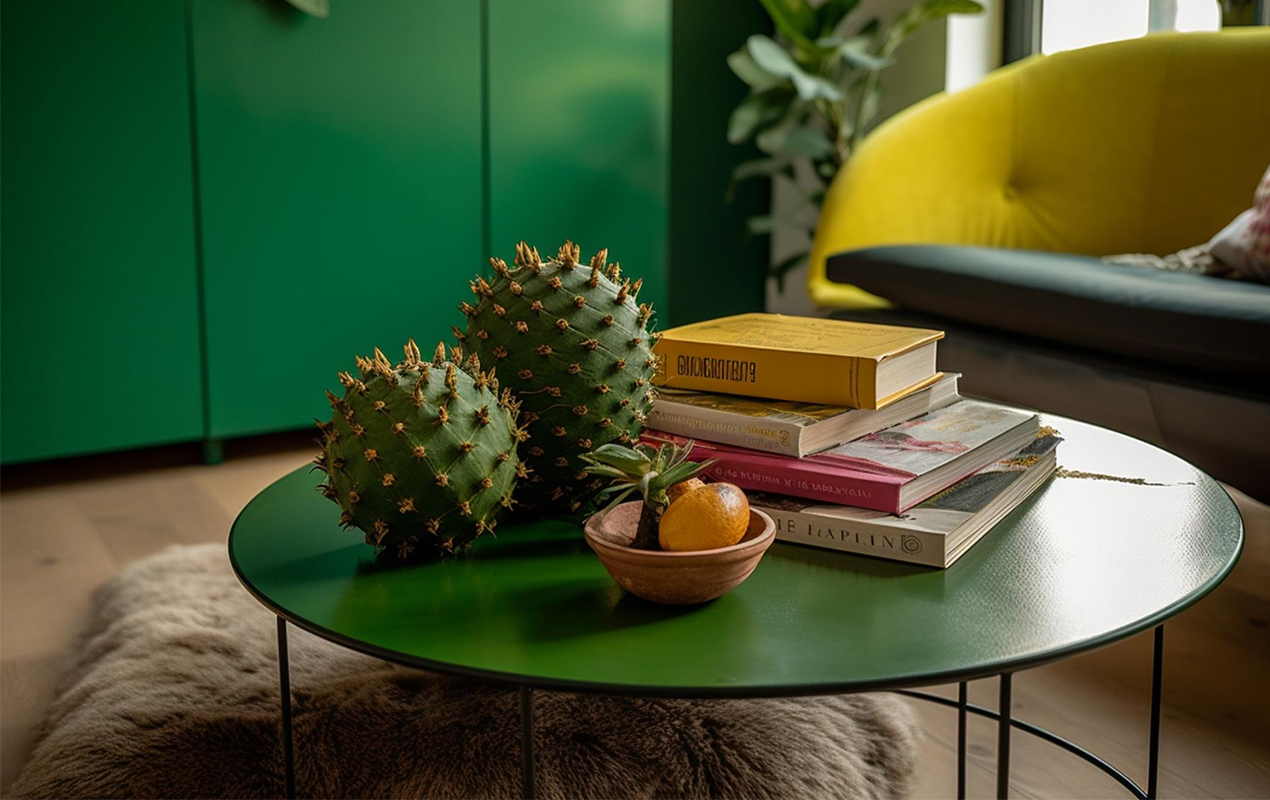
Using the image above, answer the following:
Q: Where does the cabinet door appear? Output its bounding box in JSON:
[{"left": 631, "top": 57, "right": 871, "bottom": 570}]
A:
[
  {"left": 488, "top": 0, "right": 670, "bottom": 317},
  {"left": 0, "top": 0, "right": 203, "bottom": 464},
  {"left": 193, "top": 1, "right": 482, "bottom": 438}
]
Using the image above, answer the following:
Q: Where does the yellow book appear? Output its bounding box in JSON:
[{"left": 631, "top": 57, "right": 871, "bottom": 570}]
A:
[{"left": 652, "top": 313, "right": 943, "bottom": 409}]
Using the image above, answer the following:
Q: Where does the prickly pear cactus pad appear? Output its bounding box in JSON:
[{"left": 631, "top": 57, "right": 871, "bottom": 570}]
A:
[
  {"left": 460, "top": 241, "right": 659, "bottom": 514},
  {"left": 314, "top": 340, "right": 526, "bottom": 559}
]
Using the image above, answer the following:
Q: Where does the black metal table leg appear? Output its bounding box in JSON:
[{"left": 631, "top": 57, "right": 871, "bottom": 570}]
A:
[
  {"left": 1148, "top": 625, "right": 1164, "bottom": 799},
  {"left": 521, "top": 686, "right": 535, "bottom": 800},
  {"left": 997, "top": 673, "right": 1013, "bottom": 800},
  {"left": 277, "top": 617, "right": 296, "bottom": 800},
  {"left": 958, "top": 681, "right": 968, "bottom": 800},
  {"left": 904, "top": 622, "right": 1165, "bottom": 800}
]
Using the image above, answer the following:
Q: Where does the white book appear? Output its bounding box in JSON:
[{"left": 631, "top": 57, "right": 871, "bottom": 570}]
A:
[
  {"left": 647, "top": 373, "right": 960, "bottom": 458},
  {"left": 751, "top": 428, "right": 1060, "bottom": 568}
]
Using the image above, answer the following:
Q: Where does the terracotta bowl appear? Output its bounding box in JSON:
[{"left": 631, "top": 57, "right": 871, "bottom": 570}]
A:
[{"left": 583, "top": 501, "right": 776, "bottom": 605}]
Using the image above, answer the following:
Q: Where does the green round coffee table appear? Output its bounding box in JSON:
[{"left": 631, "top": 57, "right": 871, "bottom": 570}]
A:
[{"left": 229, "top": 414, "right": 1243, "bottom": 800}]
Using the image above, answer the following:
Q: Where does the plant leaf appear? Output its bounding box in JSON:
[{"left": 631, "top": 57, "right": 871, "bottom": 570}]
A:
[
  {"left": 733, "top": 157, "right": 797, "bottom": 181},
  {"left": 596, "top": 484, "right": 634, "bottom": 499},
  {"left": 582, "top": 464, "right": 634, "bottom": 481},
  {"left": 836, "top": 111, "right": 855, "bottom": 149},
  {"left": 595, "top": 485, "right": 638, "bottom": 514},
  {"left": 580, "top": 443, "right": 640, "bottom": 463},
  {"left": 727, "top": 49, "right": 782, "bottom": 91},
  {"left": 636, "top": 442, "right": 661, "bottom": 462},
  {"left": 752, "top": 101, "right": 804, "bottom": 156},
  {"left": 747, "top": 35, "right": 800, "bottom": 75},
  {"left": 727, "top": 88, "right": 791, "bottom": 144},
  {"left": 759, "top": 123, "right": 834, "bottom": 159},
  {"left": 769, "top": 251, "right": 810, "bottom": 293},
  {"left": 727, "top": 93, "right": 768, "bottom": 144},
  {"left": 729, "top": 158, "right": 797, "bottom": 199},
  {"left": 816, "top": 35, "right": 892, "bottom": 70},
  {"left": 856, "top": 17, "right": 882, "bottom": 41},
  {"left": 746, "top": 216, "right": 775, "bottom": 235},
  {"left": 858, "top": 81, "right": 882, "bottom": 130},
  {"left": 581, "top": 444, "right": 650, "bottom": 476},
  {"left": 815, "top": 0, "right": 861, "bottom": 36},
  {"left": 756, "top": 0, "right": 818, "bottom": 49},
  {"left": 655, "top": 459, "right": 716, "bottom": 491},
  {"left": 746, "top": 215, "right": 809, "bottom": 235},
  {"left": 747, "top": 35, "right": 842, "bottom": 102},
  {"left": 882, "top": 0, "right": 983, "bottom": 56}
]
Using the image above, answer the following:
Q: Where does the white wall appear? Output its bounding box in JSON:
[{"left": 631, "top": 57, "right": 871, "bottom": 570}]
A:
[{"left": 947, "top": 0, "right": 1003, "bottom": 93}]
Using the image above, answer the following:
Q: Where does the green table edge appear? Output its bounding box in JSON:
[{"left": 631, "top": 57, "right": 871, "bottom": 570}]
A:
[{"left": 227, "top": 429, "right": 1245, "bottom": 699}]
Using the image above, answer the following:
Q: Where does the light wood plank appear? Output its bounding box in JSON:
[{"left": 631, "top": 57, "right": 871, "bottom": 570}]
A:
[
  {"left": 0, "top": 488, "right": 118, "bottom": 660},
  {"left": 74, "top": 472, "right": 234, "bottom": 566},
  {"left": 2, "top": 443, "right": 1268, "bottom": 798}
]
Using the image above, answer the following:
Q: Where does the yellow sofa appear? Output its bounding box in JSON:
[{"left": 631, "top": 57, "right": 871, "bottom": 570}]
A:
[{"left": 808, "top": 29, "right": 1270, "bottom": 309}]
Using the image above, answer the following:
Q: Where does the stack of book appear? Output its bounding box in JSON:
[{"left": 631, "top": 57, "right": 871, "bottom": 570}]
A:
[{"left": 647, "top": 313, "right": 1058, "bottom": 568}]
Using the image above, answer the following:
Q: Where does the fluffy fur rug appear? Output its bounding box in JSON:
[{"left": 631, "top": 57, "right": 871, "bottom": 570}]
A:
[{"left": 9, "top": 544, "right": 917, "bottom": 799}]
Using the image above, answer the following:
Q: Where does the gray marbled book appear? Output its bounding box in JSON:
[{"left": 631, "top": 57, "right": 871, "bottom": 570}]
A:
[{"left": 752, "top": 429, "right": 1061, "bottom": 568}]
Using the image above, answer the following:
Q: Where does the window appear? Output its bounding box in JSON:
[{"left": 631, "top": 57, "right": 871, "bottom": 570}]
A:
[{"left": 1040, "top": 0, "right": 1221, "bottom": 55}]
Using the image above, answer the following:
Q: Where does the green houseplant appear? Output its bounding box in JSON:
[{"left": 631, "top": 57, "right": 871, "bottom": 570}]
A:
[{"left": 728, "top": 0, "right": 983, "bottom": 289}]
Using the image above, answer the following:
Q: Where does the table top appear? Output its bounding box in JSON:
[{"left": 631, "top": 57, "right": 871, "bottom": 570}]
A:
[{"left": 229, "top": 414, "right": 1243, "bottom": 698}]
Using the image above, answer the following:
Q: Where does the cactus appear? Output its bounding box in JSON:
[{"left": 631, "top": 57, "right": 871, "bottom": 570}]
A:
[
  {"left": 460, "top": 241, "right": 659, "bottom": 514},
  {"left": 313, "top": 339, "right": 527, "bottom": 559}
]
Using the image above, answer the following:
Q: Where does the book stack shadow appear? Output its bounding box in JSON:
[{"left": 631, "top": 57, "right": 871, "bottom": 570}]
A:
[{"left": 648, "top": 313, "right": 1058, "bottom": 568}]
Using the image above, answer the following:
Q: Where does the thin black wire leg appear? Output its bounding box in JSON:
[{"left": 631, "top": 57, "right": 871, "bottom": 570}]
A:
[
  {"left": 901, "top": 624, "right": 1168, "bottom": 800},
  {"left": 899, "top": 690, "right": 1150, "bottom": 798},
  {"left": 1148, "top": 624, "right": 1164, "bottom": 799},
  {"left": 958, "top": 681, "right": 968, "bottom": 800},
  {"left": 277, "top": 617, "right": 296, "bottom": 800},
  {"left": 521, "top": 686, "right": 535, "bottom": 800},
  {"left": 997, "top": 673, "right": 1012, "bottom": 800}
]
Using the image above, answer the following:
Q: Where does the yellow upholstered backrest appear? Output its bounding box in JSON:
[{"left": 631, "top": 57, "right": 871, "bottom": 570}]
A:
[{"left": 808, "top": 29, "right": 1270, "bottom": 309}]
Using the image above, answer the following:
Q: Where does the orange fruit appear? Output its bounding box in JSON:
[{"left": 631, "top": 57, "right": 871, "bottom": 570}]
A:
[
  {"left": 658, "top": 482, "right": 750, "bottom": 552},
  {"left": 666, "top": 478, "right": 706, "bottom": 505}
]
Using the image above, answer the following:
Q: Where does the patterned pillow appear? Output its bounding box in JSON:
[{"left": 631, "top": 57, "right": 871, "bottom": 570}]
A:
[{"left": 1209, "top": 163, "right": 1270, "bottom": 284}]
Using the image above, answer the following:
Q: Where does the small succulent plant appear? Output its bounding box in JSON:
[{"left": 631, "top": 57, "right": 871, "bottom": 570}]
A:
[
  {"left": 580, "top": 440, "right": 715, "bottom": 550},
  {"left": 314, "top": 339, "right": 527, "bottom": 560}
]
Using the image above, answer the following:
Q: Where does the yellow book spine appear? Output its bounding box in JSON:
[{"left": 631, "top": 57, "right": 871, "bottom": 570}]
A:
[{"left": 653, "top": 340, "right": 881, "bottom": 408}]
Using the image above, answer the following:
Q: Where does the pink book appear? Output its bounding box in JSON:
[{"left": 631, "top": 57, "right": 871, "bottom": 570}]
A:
[{"left": 641, "top": 400, "right": 1038, "bottom": 514}]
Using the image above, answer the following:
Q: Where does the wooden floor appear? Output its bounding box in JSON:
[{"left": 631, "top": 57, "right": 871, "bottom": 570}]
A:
[{"left": 2, "top": 434, "right": 1268, "bottom": 798}]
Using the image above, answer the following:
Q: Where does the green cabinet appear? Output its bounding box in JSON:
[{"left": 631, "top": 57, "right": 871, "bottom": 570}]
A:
[
  {"left": 1, "top": 1, "right": 767, "bottom": 465},
  {"left": 0, "top": 0, "right": 203, "bottom": 464},
  {"left": 191, "top": 0, "right": 483, "bottom": 439},
  {"left": 487, "top": 0, "right": 670, "bottom": 316}
]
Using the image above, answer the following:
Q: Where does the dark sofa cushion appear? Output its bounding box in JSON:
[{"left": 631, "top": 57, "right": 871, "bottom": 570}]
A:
[{"left": 827, "top": 245, "right": 1270, "bottom": 376}]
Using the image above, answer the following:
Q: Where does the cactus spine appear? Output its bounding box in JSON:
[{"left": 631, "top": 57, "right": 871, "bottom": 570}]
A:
[
  {"left": 462, "top": 241, "right": 658, "bottom": 514},
  {"left": 314, "top": 339, "right": 526, "bottom": 559}
]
